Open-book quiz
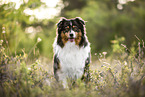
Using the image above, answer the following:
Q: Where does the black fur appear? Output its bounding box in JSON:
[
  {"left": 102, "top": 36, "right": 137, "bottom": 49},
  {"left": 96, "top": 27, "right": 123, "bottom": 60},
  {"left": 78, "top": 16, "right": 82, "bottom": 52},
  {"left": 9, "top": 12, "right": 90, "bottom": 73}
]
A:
[
  {"left": 57, "top": 34, "right": 64, "bottom": 48},
  {"left": 81, "top": 52, "right": 91, "bottom": 83},
  {"left": 79, "top": 36, "right": 88, "bottom": 47},
  {"left": 53, "top": 54, "right": 60, "bottom": 81}
]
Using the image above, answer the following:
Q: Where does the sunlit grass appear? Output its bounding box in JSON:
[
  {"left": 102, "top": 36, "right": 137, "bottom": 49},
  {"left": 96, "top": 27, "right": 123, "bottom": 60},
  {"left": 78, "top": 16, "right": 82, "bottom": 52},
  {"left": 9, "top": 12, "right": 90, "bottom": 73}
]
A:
[{"left": 1, "top": 36, "right": 145, "bottom": 97}]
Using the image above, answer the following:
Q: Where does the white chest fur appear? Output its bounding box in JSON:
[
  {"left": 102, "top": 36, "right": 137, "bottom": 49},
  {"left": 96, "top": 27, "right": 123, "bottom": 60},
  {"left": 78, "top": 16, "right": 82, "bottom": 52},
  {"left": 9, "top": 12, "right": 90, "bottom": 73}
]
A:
[{"left": 53, "top": 41, "right": 90, "bottom": 79}]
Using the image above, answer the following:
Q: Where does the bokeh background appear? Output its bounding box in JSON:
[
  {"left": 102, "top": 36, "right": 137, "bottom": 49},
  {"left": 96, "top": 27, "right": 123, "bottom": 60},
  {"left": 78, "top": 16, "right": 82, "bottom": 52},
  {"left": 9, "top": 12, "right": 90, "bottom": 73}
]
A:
[
  {"left": 0, "top": 0, "right": 145, "bottom": 61},
  {"left": 1, "top": 1, "right": 145, "bottom": 96}
]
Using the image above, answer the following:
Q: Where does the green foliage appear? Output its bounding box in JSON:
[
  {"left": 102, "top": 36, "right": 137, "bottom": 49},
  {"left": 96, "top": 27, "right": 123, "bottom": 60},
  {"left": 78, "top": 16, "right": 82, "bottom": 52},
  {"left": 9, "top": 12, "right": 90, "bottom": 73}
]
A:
[
  {"left": 0, "top": 0, "right": 145, "bottom": 96},
  {"left": 1, "top": 36, "right": 145, "bottom": 97},
  {"left": 111, "top": 36, "right": 125, "bottom": 54},
  {"left": 0, "top": 0, "right": 57, "bottom": 59}
]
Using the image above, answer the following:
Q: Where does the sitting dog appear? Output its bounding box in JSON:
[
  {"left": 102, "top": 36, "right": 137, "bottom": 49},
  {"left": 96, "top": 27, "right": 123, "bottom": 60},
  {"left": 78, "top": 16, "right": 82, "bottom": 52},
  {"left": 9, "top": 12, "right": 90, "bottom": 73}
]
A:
[{"left": 53, "top": 17, "right": 91, "bottom": 88}]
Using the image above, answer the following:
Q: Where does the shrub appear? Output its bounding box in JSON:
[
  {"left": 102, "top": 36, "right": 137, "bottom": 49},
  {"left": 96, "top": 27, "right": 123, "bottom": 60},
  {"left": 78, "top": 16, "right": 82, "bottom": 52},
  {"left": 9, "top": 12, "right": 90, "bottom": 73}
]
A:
[{"left": 0, "top": 36, "right": 145, "bottom": 97}]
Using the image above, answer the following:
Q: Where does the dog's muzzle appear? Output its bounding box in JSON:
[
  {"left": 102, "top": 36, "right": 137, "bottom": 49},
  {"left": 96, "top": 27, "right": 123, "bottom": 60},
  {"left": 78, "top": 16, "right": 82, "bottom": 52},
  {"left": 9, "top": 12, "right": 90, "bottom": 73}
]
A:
[{"left": 68, "top": 30, "right": 76, "bottom": 42}]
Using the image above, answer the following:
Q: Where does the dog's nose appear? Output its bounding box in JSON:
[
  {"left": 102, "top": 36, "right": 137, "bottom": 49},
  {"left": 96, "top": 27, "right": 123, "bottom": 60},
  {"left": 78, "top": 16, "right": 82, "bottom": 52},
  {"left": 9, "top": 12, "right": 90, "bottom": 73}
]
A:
[{"left": 69, "top": 33, "right": 73, "bottom": 37}]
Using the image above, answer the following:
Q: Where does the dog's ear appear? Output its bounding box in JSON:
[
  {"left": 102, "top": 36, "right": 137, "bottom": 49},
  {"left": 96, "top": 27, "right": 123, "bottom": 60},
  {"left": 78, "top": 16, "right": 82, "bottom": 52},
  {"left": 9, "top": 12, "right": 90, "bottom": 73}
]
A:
[
  {"left": 75, "top": 17, "right": 85, "bottom": 25},
  {"left": 57, "top": 17, "right": 66, "bottom": 28}
]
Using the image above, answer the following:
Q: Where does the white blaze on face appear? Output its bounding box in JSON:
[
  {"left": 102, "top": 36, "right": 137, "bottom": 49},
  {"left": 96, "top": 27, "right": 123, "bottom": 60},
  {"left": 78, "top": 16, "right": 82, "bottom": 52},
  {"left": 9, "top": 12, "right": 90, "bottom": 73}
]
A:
[
  {"left": 68, "top": 29, "right": 76, "bottom": 42},
  {"left": 68, "top": 21, "right": 76, "bottom": 42},
  {"left": 70, "top": 29, "right": 76, "bottom": 38}
]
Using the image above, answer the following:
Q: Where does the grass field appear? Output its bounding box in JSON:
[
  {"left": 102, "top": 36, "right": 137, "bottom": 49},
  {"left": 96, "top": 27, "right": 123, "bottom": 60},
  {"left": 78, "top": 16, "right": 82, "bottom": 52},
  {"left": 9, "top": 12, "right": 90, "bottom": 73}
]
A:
[{"left": 0, "top": 39, "right": 145, "bottom": 97}]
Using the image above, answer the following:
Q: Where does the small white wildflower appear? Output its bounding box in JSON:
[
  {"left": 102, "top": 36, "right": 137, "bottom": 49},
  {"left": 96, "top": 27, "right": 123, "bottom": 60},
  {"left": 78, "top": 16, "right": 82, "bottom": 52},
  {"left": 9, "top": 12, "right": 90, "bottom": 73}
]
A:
[
  {"left": 102, "top": 52, "right": 107, "bottom": 59},
  {"left": 124, "top": 61, "right": 127, "bottom": 65},
  {"left": 2, "top": 31, "right": 5, "bottom": 33},
  {"left": 102, "top": 52, "right": 107, "bottom": 56},
  {"left": 94, "top": 53, "right": 97, "bottom": 55},
  {"left": 1, "top": 40, "right": 3, "bottom": 43},
  {"left": 0, "top": 40, "right": 3, "bottom": 45},
  {"left": 27, "top": 67, "right": 31, "bottom": 70},
  {"left": 37, "top": 37, "right": 42, "bottom": 42}
]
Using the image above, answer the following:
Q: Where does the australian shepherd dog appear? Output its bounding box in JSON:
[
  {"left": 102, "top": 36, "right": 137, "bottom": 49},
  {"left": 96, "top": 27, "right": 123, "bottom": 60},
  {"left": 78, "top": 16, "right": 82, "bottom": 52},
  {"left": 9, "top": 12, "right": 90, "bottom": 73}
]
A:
[{"left": 53, "top": 17, "right": 91, "bottom": 88}]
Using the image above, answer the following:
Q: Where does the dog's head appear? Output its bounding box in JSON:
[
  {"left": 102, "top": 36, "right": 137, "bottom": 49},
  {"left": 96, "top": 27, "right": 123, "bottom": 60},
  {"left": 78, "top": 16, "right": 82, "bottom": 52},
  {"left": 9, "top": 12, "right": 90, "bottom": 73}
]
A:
[{"left": 57, "top": 17, "right": 86, "bottom": 47}]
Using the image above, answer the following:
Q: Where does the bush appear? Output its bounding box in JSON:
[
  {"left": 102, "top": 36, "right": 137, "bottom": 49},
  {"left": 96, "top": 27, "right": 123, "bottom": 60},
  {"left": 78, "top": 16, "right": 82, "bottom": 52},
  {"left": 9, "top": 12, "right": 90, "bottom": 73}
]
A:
[{"left": 0, "top": 37, "right": 145, "bottom": 97}]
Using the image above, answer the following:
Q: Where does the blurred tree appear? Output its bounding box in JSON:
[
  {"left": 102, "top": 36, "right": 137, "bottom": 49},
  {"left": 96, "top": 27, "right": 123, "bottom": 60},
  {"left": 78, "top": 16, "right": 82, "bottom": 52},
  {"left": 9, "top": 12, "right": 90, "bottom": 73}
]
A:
[
  {"left": 0, "top": 0, "right": 43, "bottom": 52},
  {"left": 0, "top": 0, "right": 57, "bottom": 59},
  {"left": 111, "top": 0, "right": 145, "bottom": 47},
  {"left": 60, "top": 0, "right": 88, "bottom": 17}
]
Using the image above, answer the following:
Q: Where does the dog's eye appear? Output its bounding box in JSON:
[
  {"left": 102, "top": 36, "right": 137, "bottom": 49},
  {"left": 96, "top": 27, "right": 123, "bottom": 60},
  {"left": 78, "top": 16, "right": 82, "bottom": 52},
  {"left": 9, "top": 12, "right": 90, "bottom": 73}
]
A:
[
  {"left": 65, "top": 28, "right": 69, "bottom": 32},
  {"left": 64, "top": 26, "right": 70, "bottom": 33},
  {"left": 64, "top": 29, "right": 69, "bottom": 33},
  {"left": 73, "top": 26, "right": 79, "bottom": 32}
]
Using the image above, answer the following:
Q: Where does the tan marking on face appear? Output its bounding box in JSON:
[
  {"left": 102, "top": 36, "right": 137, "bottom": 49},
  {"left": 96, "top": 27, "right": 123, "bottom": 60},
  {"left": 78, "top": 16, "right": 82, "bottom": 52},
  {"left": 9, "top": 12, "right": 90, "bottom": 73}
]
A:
[
  {"left": 67, "top": 26, "right": 69, "bottom": 28},
  {"left": 75, "top": 31, "right": 82, "bottom": 45},
  {"left": 61, "top": 31, "right": 69, "bottom": 44},
  {"left": 72, "top": 26, "right": 75, "bottom": 28}
]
